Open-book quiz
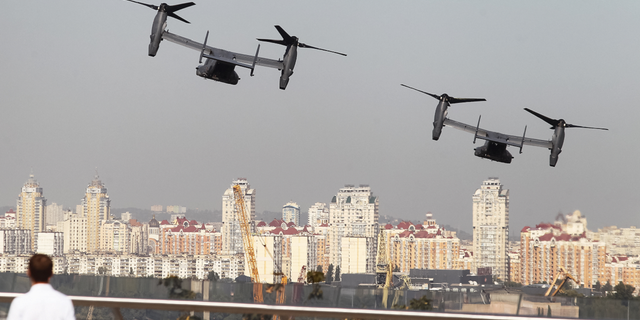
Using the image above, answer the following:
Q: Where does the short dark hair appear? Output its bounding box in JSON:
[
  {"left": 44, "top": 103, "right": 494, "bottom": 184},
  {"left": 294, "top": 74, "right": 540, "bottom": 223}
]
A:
[{"left": 29, "top": 254, "right": 53, "bottom": 283}]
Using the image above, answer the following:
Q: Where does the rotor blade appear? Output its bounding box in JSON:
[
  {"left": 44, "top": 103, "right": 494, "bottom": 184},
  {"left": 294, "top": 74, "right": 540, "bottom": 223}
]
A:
[
  {"left": 566, "top": 124, "right": 608, "bottom": 130},
  {"left": 257, "top": 38, "right": 288, "bottom": 46},
  {"left": 125, "top": 0, "right": 158, "bottom": 10},
  {"left": 400, "top": 84, "right": 441, "bottom": 100},
  {"left": 166, "top": 2, "right": 195, "bottom": 12},
  {"left": 274, "top": 25, "right": 293, "bottom": 42},
  {"left": 524, "top": 108, "right": 561, "bottom": 127},
  {"left": 298, "top": 43, "right": 347, "bottom": 56},
  {"left": 167, "top": 12, "right": 190, "bottom": 24},
  {"left": 448, "top": 97, "right": 486, "bottom": 104}
]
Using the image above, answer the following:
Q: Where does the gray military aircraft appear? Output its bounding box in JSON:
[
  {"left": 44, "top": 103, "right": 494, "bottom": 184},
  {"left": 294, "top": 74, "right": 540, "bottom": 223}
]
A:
[
  {"left": 442, "top": 108, "right": 607, "bottom": 166},
  {"left": 401, "top": 84, "right": 486, "bottom": 140},
  {"left": 258, "top": 25, "right": 347, "bottom": 90},
  {"left": 125, "top": 0, "right": 195, "bottom": 57}
]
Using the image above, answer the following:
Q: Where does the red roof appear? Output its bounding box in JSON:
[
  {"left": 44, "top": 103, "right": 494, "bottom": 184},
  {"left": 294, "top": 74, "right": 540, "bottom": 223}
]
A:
[
  {"left": 398, "top": 230, "right": 412, "bottom": 237},
  {"left": 257, "top": 221, "right": 267, "bottom": 227},
  {"left": 160, "top": 220, "right": 170, "bottom": 225},
  {"left": 286, "top": 221, "right": 296, "bottom": 227},
  {"left": 269, "top": 219, "right": 285, "bottom": 227},
  {"left": 397, "top": 221, "right": 412, "bottom": 229},
  {"left": 269, "top": 227, "right": 300, "bottom": 235},
  {"left": 190, "top": 220, "right": 198, "bottom": 225},
  {"left": 536, "top": 223, "right": 562, "bottom": 231},
  {"left": 5, "top": 209, "right": 15, "bottom": 213},
  {"left": 414, "top": 230, "right": 434, "bottom": 238},
  {"left": 384, "top": 223, "right": 393, "bottom": 229},
  {"left": 319, "top": 223, "right": 328, "bottom": 227},
  {"left": 168, "top": 225, "right": 206, "bottom": 233},
  {"left": 129, "top": 219, "right": 142, "bottom": 227},
  {"left": 521, "top": 226, "right": 531, "bottom": 232},
  {"left": 415, "top": 224, "right": 424, "bottom": 230}
]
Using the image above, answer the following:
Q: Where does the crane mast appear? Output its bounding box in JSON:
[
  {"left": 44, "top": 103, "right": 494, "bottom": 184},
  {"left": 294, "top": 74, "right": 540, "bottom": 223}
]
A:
[{"left": 233, "top": 184, "right": 263, "bottom": 303}]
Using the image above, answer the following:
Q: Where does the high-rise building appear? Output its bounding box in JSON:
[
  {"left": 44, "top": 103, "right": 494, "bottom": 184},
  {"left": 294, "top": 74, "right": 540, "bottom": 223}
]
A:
[
  {"left": 329, "top": 184, "right": 379, "bottom": 272},
  {"left": 45, "top": 203, "right": 65, "bottom": 226},
  {"left": 282, "top": 201, "right": 300, "bottom": 226},
  {"left": 83, "top": 175, "right": 111, "bottom": 253},
  {"left": 221, "top": 178, "right": 255, "bottom": 255},
  {"left": 100, "top": 220, "right": 130, "bottom": 253},
  {"left": 472, "top": 177, "right": 509, "bottom": 280},
  {"left": 57, "top": 212, "right": 87, "bottom": 253},
  {"left": 308, "top": 202, "right": 329, "bottom": 227},
  {"left": 16, "top": 174, "right": 47, "bottom": 251}
]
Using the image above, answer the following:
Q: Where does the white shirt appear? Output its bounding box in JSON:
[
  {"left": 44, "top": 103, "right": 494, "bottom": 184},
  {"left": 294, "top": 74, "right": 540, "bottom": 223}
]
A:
[{"left": 7, "top": 283, "right": 75, "bottom": 320}]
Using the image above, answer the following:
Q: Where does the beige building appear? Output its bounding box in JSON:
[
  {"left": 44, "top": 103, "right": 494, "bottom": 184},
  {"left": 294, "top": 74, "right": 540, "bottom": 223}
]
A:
[
  {"left": 58, "top": 212, "right": 87, "bottom": 253},
  {"left": 472, "top": 177, "right": 509, "bottom": 280},
  {"left": 221, "top": 178, "right": 255, "bottom": 255},
  {"left": 382, "top": 218, "right": 461, "bottom": 273},
  {"left": 83, "top": 175, "right": 111, "bottom": 253},
  {"left": 16, "top": 174, "right": 47, "bottom": 251},
  {"left": 329, "top": 184, "right": 379, "bottom": 272},
  {"left": 100, "top": 220, "right": 130, "bottom": 254},
  {"left": 520, "top": 223, "right": 606, "bottom": 288},
  {"left": 128, "top": 219, "right": 148, "bottom": 255}
]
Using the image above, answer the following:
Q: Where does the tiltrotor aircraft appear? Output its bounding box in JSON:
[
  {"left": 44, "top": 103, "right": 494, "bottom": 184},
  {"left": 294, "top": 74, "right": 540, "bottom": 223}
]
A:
[
  {"left": 126, "top": 1, "right": 346, "bottom": 88},
  {"left": 442, "top": 109, "right": 607, "bottom": 166},
  {"left": 400, "top": 84, "right": 486, "bottom": 140}
]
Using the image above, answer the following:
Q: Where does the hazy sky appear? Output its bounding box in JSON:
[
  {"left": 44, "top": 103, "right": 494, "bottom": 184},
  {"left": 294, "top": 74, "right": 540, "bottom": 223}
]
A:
[{"left": 0, "top": 1, "right": 638, "bottom": 235}]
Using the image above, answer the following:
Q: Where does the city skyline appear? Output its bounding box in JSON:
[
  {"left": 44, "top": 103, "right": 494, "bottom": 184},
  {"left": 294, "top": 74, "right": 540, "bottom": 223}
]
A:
[
  {"left": 1, "top": 2, "right": 638, "bottom": 240},
  {"left": 0, "top": 172, "right": 633, "bottom": 236}
]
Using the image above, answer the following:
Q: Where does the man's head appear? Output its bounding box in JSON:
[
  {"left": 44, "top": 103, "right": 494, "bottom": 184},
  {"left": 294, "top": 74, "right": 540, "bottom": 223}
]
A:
[{"left": 28, "top": 254, "right": 53, "bottom": 283}]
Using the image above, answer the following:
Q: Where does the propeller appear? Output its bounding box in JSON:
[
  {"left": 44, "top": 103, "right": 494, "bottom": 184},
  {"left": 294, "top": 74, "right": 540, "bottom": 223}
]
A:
[
  {"left": 401, "top": 84, "right": 486, "bottom": 104},
  {"left": 524, "top": 108, "right": 608, "bottom": 130},
  {"left": 125, "top": 0, "right": 195, "bottom": 24},
  {"left": 257, "top": 25, "right": 347, "bottom": 56}
]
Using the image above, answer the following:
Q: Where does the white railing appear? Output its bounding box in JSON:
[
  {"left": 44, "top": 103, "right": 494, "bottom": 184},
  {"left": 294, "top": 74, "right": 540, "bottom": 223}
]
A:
[{"left": 0, "top": 292, "right": 578, "bottom": 320}]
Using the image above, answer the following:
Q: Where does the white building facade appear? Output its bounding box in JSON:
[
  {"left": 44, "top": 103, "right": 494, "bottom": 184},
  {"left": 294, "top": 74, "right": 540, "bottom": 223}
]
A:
[
  {"left": 282, "top": 202, "right": 300, "bottom": 226},
  {"left": 329, "top": 184, "right": 379, "bottom": 273},
  {"left": 472, "top": 177, "right": 509, "bottom": 280},
  {"left": 221, "top": 178, "right": 255, "bottom": 255}
]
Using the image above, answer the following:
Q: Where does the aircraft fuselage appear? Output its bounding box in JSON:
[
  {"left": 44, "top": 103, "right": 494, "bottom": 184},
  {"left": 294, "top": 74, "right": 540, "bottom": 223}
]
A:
[
  {"left": 474, "top": 141, "right": 513, "bottom": 164},
  {"left": 196, "top": 60, "right": 240, "bottom": 85},
  {"left": 432, "top": 100, "right": 449, "bottom": 140},
  {"left": 279, "top": 45, "right": 297, "bottom": 90}
]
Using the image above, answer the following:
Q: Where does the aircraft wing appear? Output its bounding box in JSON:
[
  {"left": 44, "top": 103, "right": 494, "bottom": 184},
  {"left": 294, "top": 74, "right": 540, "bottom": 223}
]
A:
[
  {"left": 443, "top": 118, "right": 552, "bottom": 149},
  {"left": 162, "top": 31, "right": 284, "bottom": 70}
]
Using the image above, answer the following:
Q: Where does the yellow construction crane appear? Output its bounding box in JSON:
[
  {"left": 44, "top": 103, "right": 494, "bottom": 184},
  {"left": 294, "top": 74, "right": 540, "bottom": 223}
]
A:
[
  {"left": 544, "top": 267, "right": 579, "bottom": 297},
  {"left": 233, "top": 184, "right": 288, "bottom": 312},
  {"left": 376, "top": 228, "right": 393, "bottom": 308},
  {"left": 232, "top": 184, "right": 263, "bottom": 303}
]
